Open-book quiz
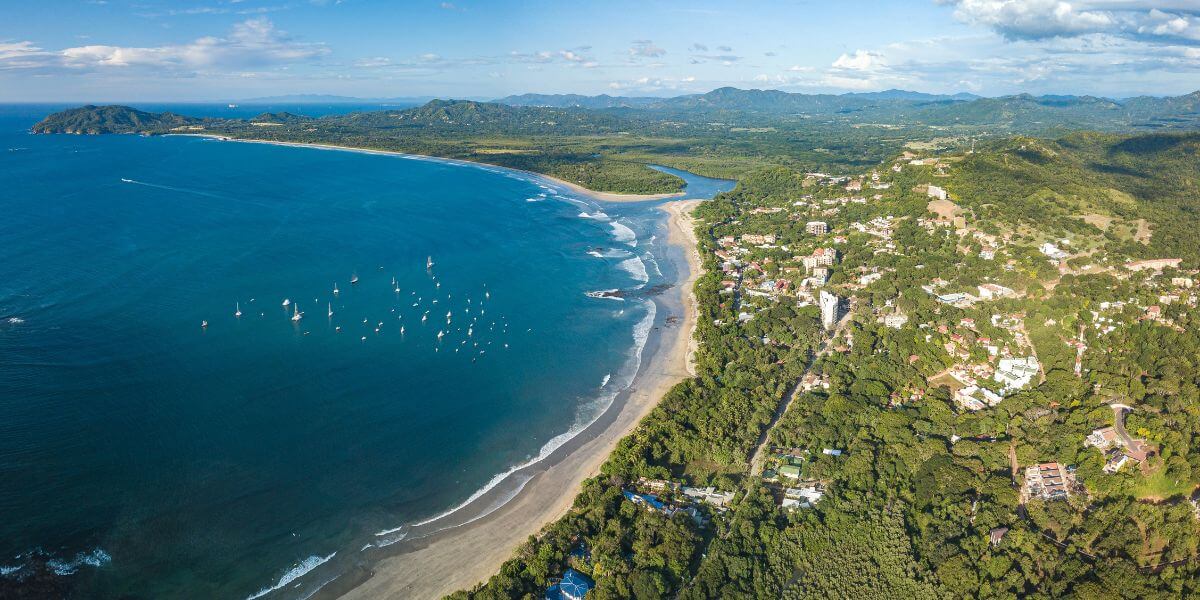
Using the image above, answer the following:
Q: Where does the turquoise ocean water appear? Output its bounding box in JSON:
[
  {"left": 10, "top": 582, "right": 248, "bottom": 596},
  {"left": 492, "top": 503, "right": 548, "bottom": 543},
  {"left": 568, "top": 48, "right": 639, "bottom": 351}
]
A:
[{"left": 0, "top": 104, "right": 733, "bottom": 598}]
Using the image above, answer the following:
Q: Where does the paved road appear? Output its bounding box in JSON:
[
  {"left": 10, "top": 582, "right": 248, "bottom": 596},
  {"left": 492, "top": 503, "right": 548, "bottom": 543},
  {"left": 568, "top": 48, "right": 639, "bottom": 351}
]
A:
[{"left": 747, "top": 309, "right": 849, "bottom": 476}]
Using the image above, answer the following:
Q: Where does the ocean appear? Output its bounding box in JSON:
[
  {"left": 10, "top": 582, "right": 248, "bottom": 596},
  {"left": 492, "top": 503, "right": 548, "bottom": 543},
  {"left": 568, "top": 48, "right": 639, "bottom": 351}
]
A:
[{"left": 0, "top": 104, "right": 734, "bottom": 598}]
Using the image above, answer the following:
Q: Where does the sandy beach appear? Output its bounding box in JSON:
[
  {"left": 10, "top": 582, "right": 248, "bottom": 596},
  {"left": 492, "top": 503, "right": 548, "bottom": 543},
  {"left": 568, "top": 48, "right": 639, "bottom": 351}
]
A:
[
  {"left": 330, "top": 200, "right": 704, "bottom": 600},
  {"left": 173, "top": 135, "right": 684, "bottom": 204}
]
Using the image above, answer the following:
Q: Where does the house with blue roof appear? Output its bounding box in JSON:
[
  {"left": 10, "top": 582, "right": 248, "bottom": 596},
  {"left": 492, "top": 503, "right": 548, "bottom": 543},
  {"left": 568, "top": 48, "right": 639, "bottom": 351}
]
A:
[
  {"left": 546, "top": 568, "right": 594, "bottom": 600},
  {"left": 622, "top": 489, "right": 667, "bottom": 512}
]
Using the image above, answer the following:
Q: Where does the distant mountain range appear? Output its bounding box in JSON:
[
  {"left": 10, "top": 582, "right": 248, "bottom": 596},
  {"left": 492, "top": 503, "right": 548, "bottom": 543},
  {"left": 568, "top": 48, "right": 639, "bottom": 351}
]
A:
[
  {"left": 491, "top": 87, "right": 1199, "bottom": 128},
  {"left": 237, "top": 94, "right": 436, "bottom": 105},
  {"left": 33, "top": 88, "right": 1200, "bottom": 138}
]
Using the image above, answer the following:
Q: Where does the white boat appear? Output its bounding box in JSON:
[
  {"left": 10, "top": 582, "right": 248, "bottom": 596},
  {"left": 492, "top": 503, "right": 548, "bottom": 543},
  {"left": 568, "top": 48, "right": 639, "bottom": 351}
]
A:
[
  {"left": 333, "top": 283, "right": 339, "bottom": 295},
  {"left": 328, "top": 303, "right": 333, "bottom": 318},
  {"left": 120, "top": 178, "right": 133, "bottom": 183},
  {"left": 235, "top": 303, "right": 242, "bottom": 318},
  {"left": 201, "top": 320, "right": 208, "bottom": 328},
  {"left": 282, "top": 298, "right": 291, "bottom": 307},
  {"left": 437, "top": 330, "right": 444, "bottom": 340},
  {"left": 291, "top": 305, "right": 303, "bottom": 322},
  {"left": 350, "top": 273, "right": 359, "bottom": 285},
  {"left": 426, "top": 256, "right": 434, "bottom": 269}
]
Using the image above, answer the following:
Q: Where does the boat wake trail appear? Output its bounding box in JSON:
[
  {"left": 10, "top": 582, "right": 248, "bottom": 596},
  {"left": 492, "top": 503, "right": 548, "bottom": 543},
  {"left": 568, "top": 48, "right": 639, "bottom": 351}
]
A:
[{"left": 120, "top": 178, "right": 227, "bottom": 199}]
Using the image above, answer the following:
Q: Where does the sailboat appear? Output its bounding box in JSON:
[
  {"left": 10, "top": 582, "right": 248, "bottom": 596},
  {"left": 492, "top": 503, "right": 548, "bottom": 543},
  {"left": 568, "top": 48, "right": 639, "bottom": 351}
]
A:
[
  {"left": 333, "top": 283, "right": 339, "bottom": 296},
  {"left": 327, "top": 303, "right": 333, "bottom": 318},
  {"left": 426, "top": 256, "right": 434, "bottom": 269},
  {"left": 282, "top": 298, "right": 291, "bottom": 307},
  {"left": 350, "top": 273, "right": 359, "bottom": 285},
  {"left": 291, "top": 305, "right": 303, "bottom": 322},
  {"left": 235, "top": 303, "right": 242, "bottom": 318}
]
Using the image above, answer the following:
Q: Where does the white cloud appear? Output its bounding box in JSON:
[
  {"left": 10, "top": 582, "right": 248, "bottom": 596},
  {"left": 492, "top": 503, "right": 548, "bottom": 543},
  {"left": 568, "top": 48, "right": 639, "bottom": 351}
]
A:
[
  {"left": 55, "top": 18, "right": 329, "bottom": 71},
  {"left": 629, "top": 40, "right": 666, "bottom": 58},
  {"left": 0, "top": 41, "right": 60, "bottom": 72},
  {"left": 940, "top": 0, "right": 1200, "bottom": 43},
  {"left": 832, "top": 49, "right": 884, "bottom": 70}
]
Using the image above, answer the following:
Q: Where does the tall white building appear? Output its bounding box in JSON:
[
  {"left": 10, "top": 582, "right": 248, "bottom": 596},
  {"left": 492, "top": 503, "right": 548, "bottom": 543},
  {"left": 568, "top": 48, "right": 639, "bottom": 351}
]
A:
[{"left": 819, "top": 290, "right": 840, "bottom": 330}]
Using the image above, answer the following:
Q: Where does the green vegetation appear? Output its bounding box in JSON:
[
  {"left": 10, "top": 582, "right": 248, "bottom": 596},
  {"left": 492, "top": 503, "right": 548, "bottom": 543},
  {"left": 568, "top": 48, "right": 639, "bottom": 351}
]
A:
[
  {"left": 31, "top": 95, "right": 1200, "bottom": 598},
  {"left": 454, "top": 129, "right": 1200, "bottom": 599},
  {"left": 33, "top": 87, "right": 1200, "bottom": 194}
]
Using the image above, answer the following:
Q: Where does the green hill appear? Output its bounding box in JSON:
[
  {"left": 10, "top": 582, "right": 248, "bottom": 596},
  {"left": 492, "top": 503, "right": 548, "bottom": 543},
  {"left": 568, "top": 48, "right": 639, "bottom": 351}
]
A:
[{"left": 31, "top": 105, "right": 202, "bottom": 134}]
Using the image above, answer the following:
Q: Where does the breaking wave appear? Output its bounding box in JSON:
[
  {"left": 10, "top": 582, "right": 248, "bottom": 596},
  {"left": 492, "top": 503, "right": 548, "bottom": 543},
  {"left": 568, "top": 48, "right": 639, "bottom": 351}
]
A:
[
  {"left": 618, "top": 257, "right": 649, "bottom": 284},
  {"left": 610, "top": 221, "right": 637, "bottom": 246},
  {"left": 246, "top": 553, "right": 336, "bottom": 600}
]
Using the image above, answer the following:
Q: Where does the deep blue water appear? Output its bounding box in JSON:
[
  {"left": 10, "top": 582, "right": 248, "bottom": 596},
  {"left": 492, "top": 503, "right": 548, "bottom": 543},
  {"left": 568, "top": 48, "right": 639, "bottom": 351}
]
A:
[{"left": 0, "top": 105, "right": 732, "bottom": 598}]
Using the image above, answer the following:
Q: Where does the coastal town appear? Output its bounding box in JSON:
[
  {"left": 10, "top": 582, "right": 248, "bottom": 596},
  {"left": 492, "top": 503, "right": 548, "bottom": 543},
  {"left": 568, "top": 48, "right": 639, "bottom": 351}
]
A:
[
  {"left": 467, "top": 135, "right": 1200, "bottom": 599},
  {"left": 9, "top": 0, "right": 1200, "bottom": 598}
]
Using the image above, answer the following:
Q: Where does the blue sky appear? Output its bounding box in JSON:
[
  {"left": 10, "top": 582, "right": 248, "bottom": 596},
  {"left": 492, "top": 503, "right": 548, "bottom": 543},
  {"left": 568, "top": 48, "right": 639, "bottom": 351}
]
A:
[{"left": 1, "top": 1, "right": 1198, "bottom": 101}]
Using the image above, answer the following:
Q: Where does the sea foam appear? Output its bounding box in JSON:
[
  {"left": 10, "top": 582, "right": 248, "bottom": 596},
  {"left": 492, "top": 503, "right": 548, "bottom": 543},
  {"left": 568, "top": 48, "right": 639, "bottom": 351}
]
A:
[
  {"left": 246, "top": 553, "right": 336, "bottom": 600},
  {"left": 618, "top": 257, "right": 650, "bottom": 284},
  {"left": 46, "top": 548, "right": 111, "bottom": 576},
  {"left": 372, "top": 301, "right": 657, "bottom": 548},
  {"left": 610, "top": 221, "right": 637, "bottom": 246}
]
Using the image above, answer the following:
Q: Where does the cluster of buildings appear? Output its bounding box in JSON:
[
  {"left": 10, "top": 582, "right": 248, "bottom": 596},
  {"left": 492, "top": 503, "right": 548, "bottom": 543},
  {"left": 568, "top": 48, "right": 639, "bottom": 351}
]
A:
[
  {"left": 1084, "top": 410, "right": 1156, "bottom": 474},
  {"left": 924, "top": 312, "right": 1042, "bottom": 411},
  {"left": 1022, "top": 462, "right": 1081, "bottom": 501},
  {"left": 626, "top": 478, "right": 735, "bottom": 515}
]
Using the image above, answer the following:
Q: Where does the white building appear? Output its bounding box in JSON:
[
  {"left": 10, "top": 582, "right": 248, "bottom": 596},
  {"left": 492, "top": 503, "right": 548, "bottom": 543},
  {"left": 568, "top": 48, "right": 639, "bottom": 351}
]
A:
[
  {"left": 927, "top": 185, "right": 948, "bottom": 201},
  {"left": 1039, "top": 242, "right": 1069, "bottom": 261},
  {"left": 802, "top": 248, "right": 838, "bottom": 271},
  {"left": 883, "top": 313, "right": 909, "bottom": 329},
  {"left": 977, "top": 283, "right": 1017, "bottom": 300},
  {"left": 954, "top": 385, "right": 1004, "bottom": 411},
  {"left": 820, "top": 290, "right": 840, "bottom": 330},
  {"left": 995, "top": 356, "right": 1040, "bottom": 393},
  {"left": 783, "top": 484, "right": 825, "bottom": 509},
  {"left": 806, "top": 221, "right": 828, "bottom": 235}
]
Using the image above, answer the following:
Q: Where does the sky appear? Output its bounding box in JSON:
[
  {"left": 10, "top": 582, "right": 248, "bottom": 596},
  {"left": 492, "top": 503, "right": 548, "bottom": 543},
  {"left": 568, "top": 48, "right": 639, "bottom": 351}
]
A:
[{"left": 1, "top": 0, "right": 1199, "bottom": 101}]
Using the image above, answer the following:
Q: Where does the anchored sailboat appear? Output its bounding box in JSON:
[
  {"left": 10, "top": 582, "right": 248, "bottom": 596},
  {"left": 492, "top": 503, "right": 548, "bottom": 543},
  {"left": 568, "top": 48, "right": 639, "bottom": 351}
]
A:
[
  {"left": 291, "top": 305, "right": 303, "bottom": 322},
  {"left": 235, "top": 303, "right": 242, "bottom": 318}
]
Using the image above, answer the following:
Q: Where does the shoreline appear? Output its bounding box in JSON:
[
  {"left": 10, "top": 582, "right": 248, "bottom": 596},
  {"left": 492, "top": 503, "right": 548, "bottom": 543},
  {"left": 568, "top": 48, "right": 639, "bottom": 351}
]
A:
[
  {"left": 168, "top": 134, "right": 684, "bottom": 203},
  {"left": 323, "top": 200, "right": 703, "bottom": 600}
]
